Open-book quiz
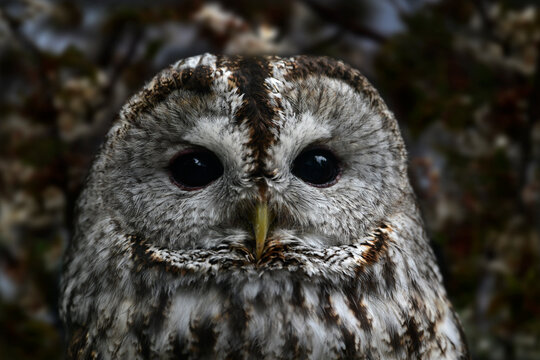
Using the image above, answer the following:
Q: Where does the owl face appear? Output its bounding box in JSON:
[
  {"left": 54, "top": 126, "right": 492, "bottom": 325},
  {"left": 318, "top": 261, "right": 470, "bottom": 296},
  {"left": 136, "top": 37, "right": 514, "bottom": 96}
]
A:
[
  {"left": 94, "top": 55, "right": 408, "bottom": 265},
  {"left": 62, "top": 55, "right": 469, "bottom": 359}
]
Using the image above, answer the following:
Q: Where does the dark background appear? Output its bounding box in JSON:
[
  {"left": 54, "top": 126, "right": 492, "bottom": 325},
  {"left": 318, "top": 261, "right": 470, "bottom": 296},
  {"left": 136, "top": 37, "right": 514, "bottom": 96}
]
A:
[{"left": 0, "top": 0, "right": 539, "bottom": 359}]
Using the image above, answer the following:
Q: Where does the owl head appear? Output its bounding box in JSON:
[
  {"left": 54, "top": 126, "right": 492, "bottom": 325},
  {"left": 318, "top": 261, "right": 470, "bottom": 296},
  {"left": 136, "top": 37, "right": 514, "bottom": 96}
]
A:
[
  {"left": 62, "top": 54, "right": 468, "bottom": 359},
  {"left": 82, "top": 54, "right": 410, "bottom": 268}
]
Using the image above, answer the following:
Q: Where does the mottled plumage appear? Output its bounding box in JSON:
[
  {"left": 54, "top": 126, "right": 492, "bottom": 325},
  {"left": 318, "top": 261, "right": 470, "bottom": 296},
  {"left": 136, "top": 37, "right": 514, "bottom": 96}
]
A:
[{"left": 60, "top": 54, "right": 469, "bottom": 359}]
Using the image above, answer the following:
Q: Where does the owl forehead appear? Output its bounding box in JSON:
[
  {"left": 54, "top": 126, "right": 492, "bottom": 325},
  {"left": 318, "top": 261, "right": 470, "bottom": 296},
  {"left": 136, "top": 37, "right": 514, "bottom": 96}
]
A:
[{"left": 121, "top": 54, "right": 384, "bottom": 176}]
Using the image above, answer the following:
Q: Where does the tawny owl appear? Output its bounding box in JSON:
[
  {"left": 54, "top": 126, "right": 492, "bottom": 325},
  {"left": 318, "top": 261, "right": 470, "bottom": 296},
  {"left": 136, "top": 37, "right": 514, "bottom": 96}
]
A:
[{"left": 60, "top": 54, "right": 469, "bottom": 359}]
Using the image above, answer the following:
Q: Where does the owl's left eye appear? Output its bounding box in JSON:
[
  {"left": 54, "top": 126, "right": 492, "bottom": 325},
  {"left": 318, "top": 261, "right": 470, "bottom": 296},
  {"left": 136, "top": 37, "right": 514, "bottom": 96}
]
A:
[
  {"left": 168, "top": 149, "right": 224, "bottom": 190},
  {"left": 292, "top": 148, "right": 341, "bottom": 187}
]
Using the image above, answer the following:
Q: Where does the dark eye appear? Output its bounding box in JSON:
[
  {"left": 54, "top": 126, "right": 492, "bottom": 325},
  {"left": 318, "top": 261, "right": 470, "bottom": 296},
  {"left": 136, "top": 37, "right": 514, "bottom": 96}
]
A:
[
  {"left": 292, "top": 148, "right": 340, "bottom": 187},
  {"left": 168, "top": 149, "right": 224, "bottom": 190}
]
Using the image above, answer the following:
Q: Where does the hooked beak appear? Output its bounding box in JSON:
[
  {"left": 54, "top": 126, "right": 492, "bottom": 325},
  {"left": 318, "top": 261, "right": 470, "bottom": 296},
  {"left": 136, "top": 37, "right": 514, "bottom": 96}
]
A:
[{"left": 252, "top": 200, "right": 270, "bottom": 260}]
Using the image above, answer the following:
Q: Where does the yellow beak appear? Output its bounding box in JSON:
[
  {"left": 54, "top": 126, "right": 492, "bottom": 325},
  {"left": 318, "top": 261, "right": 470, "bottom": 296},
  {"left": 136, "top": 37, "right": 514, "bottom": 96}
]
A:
[{"left": 252, "top": 201, "right": 270, "bottom": 260}]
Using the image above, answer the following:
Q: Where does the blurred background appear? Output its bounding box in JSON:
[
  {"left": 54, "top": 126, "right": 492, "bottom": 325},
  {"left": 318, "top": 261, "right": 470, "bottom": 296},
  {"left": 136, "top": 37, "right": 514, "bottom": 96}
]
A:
[{"left": 0, "top": 0, "right": 538, "bottom": 359}]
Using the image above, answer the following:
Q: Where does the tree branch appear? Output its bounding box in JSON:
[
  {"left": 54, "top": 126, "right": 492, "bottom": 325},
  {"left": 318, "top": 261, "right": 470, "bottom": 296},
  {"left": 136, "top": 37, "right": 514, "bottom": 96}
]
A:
[
  {"left": 521, "top": 42, "right": 540, "bottom": 217},
  {"left": 300, "top": 0, "right": 387, "bottom": 43}
]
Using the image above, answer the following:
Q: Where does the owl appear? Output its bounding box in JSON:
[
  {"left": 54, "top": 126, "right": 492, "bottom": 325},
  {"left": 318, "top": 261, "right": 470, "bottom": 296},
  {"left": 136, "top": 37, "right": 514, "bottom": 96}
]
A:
[{"left": 60, "top": 54, "right": 469, "bottom": 359}]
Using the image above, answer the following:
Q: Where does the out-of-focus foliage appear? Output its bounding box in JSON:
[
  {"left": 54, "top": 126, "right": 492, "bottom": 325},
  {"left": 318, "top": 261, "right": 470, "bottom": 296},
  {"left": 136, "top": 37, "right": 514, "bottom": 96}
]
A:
[
  {"left": 376, "top": 2, "right": 540, "bottom": 359},
  {"left": 0, "top": 0, "right": 538, "bottom": 359}
]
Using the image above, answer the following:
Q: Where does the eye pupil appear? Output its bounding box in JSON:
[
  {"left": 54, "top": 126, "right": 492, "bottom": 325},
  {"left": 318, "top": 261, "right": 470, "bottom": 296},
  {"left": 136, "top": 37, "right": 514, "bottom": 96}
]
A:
[
  {"left": 169, "top": 150, "right": 223, "bottom": 190},
  {"left": 292, "top": 148, "right": 340, "bottom": 187}
]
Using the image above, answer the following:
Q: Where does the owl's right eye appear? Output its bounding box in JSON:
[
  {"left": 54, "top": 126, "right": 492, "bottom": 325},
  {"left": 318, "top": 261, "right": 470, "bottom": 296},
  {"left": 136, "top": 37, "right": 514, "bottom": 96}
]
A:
[{"left": 168, "top": 149, "right": 224, "bottom": 190}]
